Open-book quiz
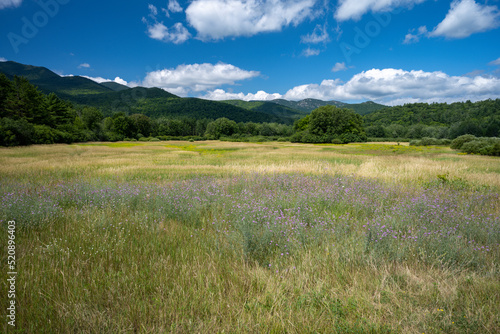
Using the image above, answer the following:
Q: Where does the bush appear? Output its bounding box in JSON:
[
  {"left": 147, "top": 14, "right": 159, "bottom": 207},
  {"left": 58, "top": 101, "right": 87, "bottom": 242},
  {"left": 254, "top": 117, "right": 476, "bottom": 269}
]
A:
[
  {"left": 0, "top": 118, "right": 34, "bottom": 146},
  {"left": 460, "top": 138, "right": 500, "bottom": 156},
  {"left": 450, "top": 134, "right": 476, "bottom": 150},
  {"left": 33, "top": 125, "right": 57, "bottom": 144},
  {"left": 410, "top": 137, "right": 452, "bottom": 146}
]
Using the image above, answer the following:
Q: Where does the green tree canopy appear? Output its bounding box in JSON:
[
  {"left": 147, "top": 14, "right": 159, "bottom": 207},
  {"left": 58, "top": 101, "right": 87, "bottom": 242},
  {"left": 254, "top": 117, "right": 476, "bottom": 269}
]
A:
[{"left": 292, "top": 105, "right": 366, "bottom": 143}]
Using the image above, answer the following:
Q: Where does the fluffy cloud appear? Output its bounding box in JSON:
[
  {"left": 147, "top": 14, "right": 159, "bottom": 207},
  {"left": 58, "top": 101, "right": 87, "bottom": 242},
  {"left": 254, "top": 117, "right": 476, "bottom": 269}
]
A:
[
  {"left": 335, "top": 0, "right": 426, "bottom": 21},
  {"left": 0, "top": 57, "right": 7, "bottom": 62},
  {"left": 142, "top": 63, "right": 260, "bottom": 95},
  {"left": 145, "top": 21, "right": 191, "bottom": 44},
  {"left": 78, "top": 63, "right": 91, "bottom": 69},
  {"left": 148, "top": 4, "right": 158, "bottom": 17},
  {"left": 143, "top": 4, "right": 191, "bottom": 43},
  {"left": 0, "top": 0, "right": 22, "bottom": 10},
  {"left": 168, "top": 0, "right": 183, "bottom": 13},
  {"left": 489, "top": 57, "right": 500, "bottom": 66},
  {"left": 403, "top": 26, "right": 427, "bottom": 44},
  {"left": 201, "top": 68, "right": 500, "bottom": 105},
  {"left": 429, "top": 0, "right": 500, "bottom": 39},
  {"left": 81, "top": 76, "right": 129, "bottom": 86},
  {"left": 331, "top": 62, "right": 350, "bottom": 72},
  {"left": 202, "top": 89, "right": 283, "bottom": 101},
  {"left": 185, "top": 0, "right": 317, "bottom": 40}
]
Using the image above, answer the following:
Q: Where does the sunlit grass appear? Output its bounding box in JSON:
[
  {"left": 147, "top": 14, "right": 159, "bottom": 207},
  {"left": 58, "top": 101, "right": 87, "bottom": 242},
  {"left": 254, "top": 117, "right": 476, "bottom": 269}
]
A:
[{"left": 0, "top": 141, "right": 499, "bottom": 333}]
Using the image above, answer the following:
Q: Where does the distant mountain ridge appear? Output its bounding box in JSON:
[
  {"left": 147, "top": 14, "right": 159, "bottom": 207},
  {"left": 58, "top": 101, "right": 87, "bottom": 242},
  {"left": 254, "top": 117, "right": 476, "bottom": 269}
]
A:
[
  {"left": 0, "top": 61, "right": 385, "bottom": 123},
  {"left": 270, "top": 98, "right": 385, "bottom": 115}
]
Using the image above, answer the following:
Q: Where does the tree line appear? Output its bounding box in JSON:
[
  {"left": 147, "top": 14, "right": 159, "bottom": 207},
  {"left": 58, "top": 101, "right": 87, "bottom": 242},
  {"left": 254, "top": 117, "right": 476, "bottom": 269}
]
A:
[
  {"left": 0, "top": 74, "right": 298, "bottom": 145},
  {"left": 1, "top": 73, "right": 499, "bottom": 148},
  {"left": 363, "top": 99, "right": 500, "bottom": 139}
]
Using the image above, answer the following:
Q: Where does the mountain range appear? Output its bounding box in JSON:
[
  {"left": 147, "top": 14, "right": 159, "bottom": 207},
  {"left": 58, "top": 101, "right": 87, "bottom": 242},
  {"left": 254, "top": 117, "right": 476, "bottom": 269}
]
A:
[{"left": 0, "top": 61, "right": 386, "bottom": 123}]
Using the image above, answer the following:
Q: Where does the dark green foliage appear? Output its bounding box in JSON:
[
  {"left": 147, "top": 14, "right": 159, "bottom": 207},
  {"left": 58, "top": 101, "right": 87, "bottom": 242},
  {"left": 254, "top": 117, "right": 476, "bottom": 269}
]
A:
[
  {"left": 365, "top": 125, "right": 386, "bottom": 138},
  {"left": 221, "top": 99, "right": 308, "bottom": 124},
  {"left": 292, "top": 106, "right": 367, "bottom": 143},
  {"left": 0, "top": 61, "right": 111, "bottom": 97},
  {"left": 460, "top": 138, "right": 500, "bottom": 156},
  {"left": 5, "top": 76, "right": 45, "bottom": 123},
  {"left": 450, "top": 135, "right": 500, "bottom": 156},
  {"left": 130, "top": 114, "right": 153, "bottom": 137},
  {"left": 205, "top": 118, "right": 238, "bottom": 139},
  {"left": 99, "top": 82, "right": 130, "bottom": 92},
  {"left": 409, "top": 137, "right": 451, "bottom": 146},
  {"left": 33, "top": 125, "right": 58, "bottom": 144},
  {"left": 0, "top": 117, "right": 34, "bottom": 146},
  {"left": 450, "top": 134, "right": 477, "bottom": 150},
  {"left": 73, "top": 89, "right": 283, "bottom": 123},
  {"left": 272, "top": 98, "right": 385, "bottom": 115},
  {"left": 80, "top": 107, "right": 103, "bottom": 132},
  {"left": 112, "top": 113, "right": 137, "bottom": 138},
  {"left": 363, "top": 99, "right": 500, "bottom": 139},
  {"left": 293, "top": 114, "right": 310, "bottom": 132}
]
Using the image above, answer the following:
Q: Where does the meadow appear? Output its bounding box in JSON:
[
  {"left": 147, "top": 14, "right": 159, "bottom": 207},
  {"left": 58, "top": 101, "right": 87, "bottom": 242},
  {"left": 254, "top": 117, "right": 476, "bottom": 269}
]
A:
[{"left": 0, "top": 141, "right": 499, "bottom": 333}]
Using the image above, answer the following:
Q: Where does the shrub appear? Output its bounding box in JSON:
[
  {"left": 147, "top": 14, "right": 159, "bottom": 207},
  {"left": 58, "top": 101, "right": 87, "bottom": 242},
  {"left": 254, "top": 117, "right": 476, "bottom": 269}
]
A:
[
  {"left": 331, "top": 138, "right": 343, "bottom": 144},
  {"left": 0, "top": 118, "right": 34, "bottom": 146},
  {"left": 410, "top": 137, "right": 452, "bottom": 146},
  {"left": 460, "top": 138, "right": 500, "bottom": 156},
  {"left": 33, "top": 125, "right": 57, "bottom": 144},
  {"left": 450, "top": 134, "right": 476, "bottom": 150}
]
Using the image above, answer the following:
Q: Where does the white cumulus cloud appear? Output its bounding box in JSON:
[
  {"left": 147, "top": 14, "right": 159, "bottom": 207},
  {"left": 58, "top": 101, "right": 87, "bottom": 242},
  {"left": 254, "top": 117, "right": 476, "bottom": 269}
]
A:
[
  {"left": 0, "top": 57, "right": 7, "bottom": 62},
  {"left": 202, "top": 89, "right": 283, "bottom": 101},
  {"left": 331, "top": 62, "right": 349, "bottom": 72},
  {"left": 78, "top": 63, "right": 91, "bottom": 69},
  {"left": 185, "top": 0, "right": 317, "bottom": 40},
  {"left": 142, "top": 63, "right": 260, "bottom": 95},
  {"left": 145, "top": 21, "right": 191, "bottom": 44},
  {"left": 168, "top": 0, "right": 183, "bottom": 13},
  {"left": 430, "top": 0, "right": 500, "bottom": 39},
  {"left": 201, "top": 68, "right": 500, "bottom": 105},
  {"left": 0, "top": 0, "right": 22, "bottom": 10},
  {"left": 143, "top": 3, "right": 191, "bottom": 44},
  {"left": 335, "top": 0, "right": 426, "bottom": 21},
  {"left": 81, "top": 76, "right": 129, "bottom": 86}
]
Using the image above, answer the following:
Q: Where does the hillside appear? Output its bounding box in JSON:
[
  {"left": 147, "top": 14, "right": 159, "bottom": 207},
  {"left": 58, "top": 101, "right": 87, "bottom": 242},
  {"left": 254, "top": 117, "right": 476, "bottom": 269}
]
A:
[
  {"left": 100, "top": 82, "right": 130, "bottom": 91},
  {"left": 221, "top": 100, "right": 308, "bottom": 121},
  {"left": 270, "top": 98, "right": 385, "bottom": 115},
  {"left": 363, "top": 100, "right": 500, "bottom": 126},
  {"left": 0, "top": 61, "right": 112, "bottom": 97},
  {"left": 75, "top": 90, "right": 283, "bottom": 123},
  {"left": 271, "top": 98, "right": 347, "bottom": 112},
  {"left": 0, "top": 61, "right": 291, "bottom": 124}
]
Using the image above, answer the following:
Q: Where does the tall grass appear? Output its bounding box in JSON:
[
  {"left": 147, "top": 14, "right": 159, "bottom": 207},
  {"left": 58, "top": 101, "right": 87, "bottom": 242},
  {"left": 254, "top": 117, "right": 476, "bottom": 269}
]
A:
[{"left": 1, "top": 142, "right": 499, "bottom": 333}]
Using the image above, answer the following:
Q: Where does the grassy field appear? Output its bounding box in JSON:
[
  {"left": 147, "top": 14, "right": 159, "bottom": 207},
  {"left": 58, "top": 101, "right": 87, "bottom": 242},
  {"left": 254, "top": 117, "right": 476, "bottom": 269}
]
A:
[{"left": 1, "top": 141, "right": 499, "bottom": 333}]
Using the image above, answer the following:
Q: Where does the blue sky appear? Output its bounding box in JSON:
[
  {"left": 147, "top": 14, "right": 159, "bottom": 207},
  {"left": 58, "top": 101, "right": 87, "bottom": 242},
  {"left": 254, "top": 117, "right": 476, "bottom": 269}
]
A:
[{"left": 1, "top": 0, "right": 500, "bottom": 105}]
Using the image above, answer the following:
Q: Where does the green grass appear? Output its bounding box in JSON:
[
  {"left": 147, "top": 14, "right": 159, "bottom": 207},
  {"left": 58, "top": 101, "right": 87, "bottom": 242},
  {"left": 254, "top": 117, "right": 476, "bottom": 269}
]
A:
[{"left": 0, "top": 141, "right": 499, "bottom": 333}]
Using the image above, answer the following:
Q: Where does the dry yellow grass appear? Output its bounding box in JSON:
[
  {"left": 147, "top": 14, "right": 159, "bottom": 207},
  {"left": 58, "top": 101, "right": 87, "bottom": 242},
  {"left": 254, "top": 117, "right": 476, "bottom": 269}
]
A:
[{"left": 1, "top": 141, "right": 498, "bottom": 189}]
